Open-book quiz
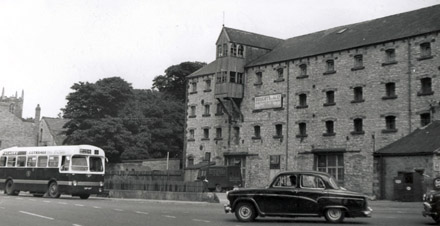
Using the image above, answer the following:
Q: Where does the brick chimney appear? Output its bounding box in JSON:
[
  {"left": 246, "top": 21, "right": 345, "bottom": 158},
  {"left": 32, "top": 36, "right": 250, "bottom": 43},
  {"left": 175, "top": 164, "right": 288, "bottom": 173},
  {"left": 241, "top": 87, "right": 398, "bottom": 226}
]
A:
[{"left": 35, "top": 104, "right": 41, "bottom": 122}]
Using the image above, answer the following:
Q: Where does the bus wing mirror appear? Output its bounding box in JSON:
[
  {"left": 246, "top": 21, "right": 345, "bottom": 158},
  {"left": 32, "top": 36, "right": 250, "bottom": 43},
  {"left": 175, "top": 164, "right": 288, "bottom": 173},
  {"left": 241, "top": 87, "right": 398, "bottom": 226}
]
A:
[{"left": 105, "top": 157, "right": 109, "bottom": 163}]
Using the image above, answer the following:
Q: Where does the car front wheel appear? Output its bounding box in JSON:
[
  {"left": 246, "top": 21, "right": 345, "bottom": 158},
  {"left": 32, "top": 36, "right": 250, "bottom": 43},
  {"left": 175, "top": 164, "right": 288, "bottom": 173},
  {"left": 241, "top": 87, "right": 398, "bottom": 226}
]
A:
[
  {"left": 324, "top": 208, "right": 345, "bottom": 223},
  {"left": 235, "top": 202, "right": 257, "bottom": 222}
]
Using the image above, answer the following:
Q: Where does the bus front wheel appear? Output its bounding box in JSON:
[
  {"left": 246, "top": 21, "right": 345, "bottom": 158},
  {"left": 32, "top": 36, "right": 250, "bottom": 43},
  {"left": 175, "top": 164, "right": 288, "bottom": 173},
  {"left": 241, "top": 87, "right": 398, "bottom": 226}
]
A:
[
  {"left": 5, "top": 180, "right": 19, "bottom": 196},
  {"left": 79, "top": 194, "right": 90, "bottom": 199},
  {"left": 48, "top": 181, "right": 61, "bottom": 198}
]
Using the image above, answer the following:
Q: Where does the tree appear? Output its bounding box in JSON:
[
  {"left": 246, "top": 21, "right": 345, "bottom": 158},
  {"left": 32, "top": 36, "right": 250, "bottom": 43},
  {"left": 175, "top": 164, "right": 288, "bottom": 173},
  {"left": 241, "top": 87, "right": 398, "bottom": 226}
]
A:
[
  {"left": 152, "top": 61, "right": 206, "bottom": 101},
  {"left": 62, "top": 77, "right": 136, "bottom": 162}
]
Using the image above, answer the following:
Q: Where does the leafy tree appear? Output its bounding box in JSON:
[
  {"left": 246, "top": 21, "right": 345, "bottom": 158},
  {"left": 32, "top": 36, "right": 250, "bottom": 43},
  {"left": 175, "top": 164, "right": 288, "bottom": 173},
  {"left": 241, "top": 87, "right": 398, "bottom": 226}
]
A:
[{"left": 152, "top": 61, "right": 206, "bottom": 101}]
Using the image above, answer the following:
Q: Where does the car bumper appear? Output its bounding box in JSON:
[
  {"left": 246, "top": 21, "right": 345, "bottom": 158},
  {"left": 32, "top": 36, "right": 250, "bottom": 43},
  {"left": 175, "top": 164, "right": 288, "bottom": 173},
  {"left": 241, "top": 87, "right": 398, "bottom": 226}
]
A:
[
  {"left": 422, "top": 202, "right": 437, "bottom": 217},
  {"left": 224, "top": 204, "right": 231, "bottom": 213}
]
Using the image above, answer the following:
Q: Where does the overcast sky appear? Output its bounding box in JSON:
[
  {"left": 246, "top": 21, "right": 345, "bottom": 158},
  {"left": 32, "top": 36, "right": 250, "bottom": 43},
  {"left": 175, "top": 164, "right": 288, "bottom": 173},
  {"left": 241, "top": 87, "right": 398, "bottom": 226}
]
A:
[{"left": 1, "top": 0, "right": 439, "bottom": 118}]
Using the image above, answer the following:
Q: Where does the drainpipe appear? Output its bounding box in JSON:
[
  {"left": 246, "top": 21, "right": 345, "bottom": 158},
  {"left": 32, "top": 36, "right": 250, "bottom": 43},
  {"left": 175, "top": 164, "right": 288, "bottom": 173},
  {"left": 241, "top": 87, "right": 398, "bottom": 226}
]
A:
[
  {"left": 285, "top": 62, "right": 290, "bottom": 171},
  {"left": 183, "top": 79, "right": 189, "bottom": 171},
  {"left": 407, "top": 38, "right": 413, "bottom": 133}
]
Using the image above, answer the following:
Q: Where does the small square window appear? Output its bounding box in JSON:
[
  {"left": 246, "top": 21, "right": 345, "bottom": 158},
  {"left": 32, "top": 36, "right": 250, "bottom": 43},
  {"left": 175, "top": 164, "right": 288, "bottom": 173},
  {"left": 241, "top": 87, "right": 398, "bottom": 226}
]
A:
[
  {"left": 385, "top": 116, "right": 396, "bottom": 130},
  {"left": 384, "top": 49, "right": 396, "bottom": 64},
  {"left": 204, "top": 79, "right": 211, "bottom": 91},
  {"left": 203, "top": 128, "right": 210, "bottom": 140},
  {"left": 216, "top": 128, "right": 222, "bottom": 139},
  {"left": 324, "top": 121, "right": 335, "bottom": 136},
  {"left": 420, "top": 113, "right": 431, "bottom": 126},
  {"left": 352, "top": 87, "right": 364, "bottom": 103},
  {"left": 275, "top": 124, "right": 283, "bottom": 138},
  {"left": 298, "top": 94, "right": 308, "bottom": 108},
  {"left": 385, "top": 83, "right": 396, "bottom": 97},
  {"left": 325, "top": 91, "right": 335, "bottom": 106},
  {"left": 352, "top": 118, "right": 364, "bottom": 134},
  {"left": 419, "top": 77, "right": 433, "bottom": 96},
  {"left": 188, "top": 129, "right": 195, "bottom": 140},
  {"left": 277, "top": 68, "right": 284, "bottom": 79},
  {"left": 191, "top": 82, "right": 197, "bottom": 93},
  {"left": 203, "top": 105, "right": 211, "bottom": 117},
  {"left": 270, "top": 155, "right": 281, "bottom": 169},
  {"left": 255, "top": 72, "right": 263, "bottom": 85},
  {"left": 324, "top": 60, "right": 335, "bottom": 74},
  {"left": 297, "top": 123, "right": 307, "bottom": 137},
  {"left": 300, "top": 64, "right": 307, "bottom": 76},
  {"left": 420, "top": 42, "right": 432, "bottom": 58},
  {"left": 253, "top": 126, "right": 261, "bottom": 139},
  {"left": 352, "top": 54, "right": 364, "bottom": 70}
]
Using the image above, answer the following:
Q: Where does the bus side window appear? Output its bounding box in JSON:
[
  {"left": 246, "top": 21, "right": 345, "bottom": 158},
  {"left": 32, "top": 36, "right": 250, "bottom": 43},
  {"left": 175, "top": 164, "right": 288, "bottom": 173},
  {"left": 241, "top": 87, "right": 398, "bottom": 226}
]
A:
[
  {"left": 17, "top": 156, "right": 26, "bottom": 167},
  {"left": 61, "top": 156, "right": 70, "bottom": 171},
  {"left": 38, "top": 156, "right": 48, "bottom": 167},
  {"left": 7, "top": 156, "right": 16, "bottom": 167},
  {"left": 27, "top": 156, "right": 37, "bottom": 167},
  {"left": 0, "top": 156, "right": 7, "bottom": 167},
  {"left": 48, "top": 156, "right": 59, "bottom": 168}
]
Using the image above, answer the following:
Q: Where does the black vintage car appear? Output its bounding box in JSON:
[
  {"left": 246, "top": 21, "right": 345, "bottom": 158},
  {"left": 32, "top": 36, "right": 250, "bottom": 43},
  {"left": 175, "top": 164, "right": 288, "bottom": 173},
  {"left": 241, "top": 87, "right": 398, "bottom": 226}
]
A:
[
  {"left": 224, "top": 171, "right": 372, "bottom": 223},
  {"left": 422, "top": 177, "right": 440, "bottom": 223}
]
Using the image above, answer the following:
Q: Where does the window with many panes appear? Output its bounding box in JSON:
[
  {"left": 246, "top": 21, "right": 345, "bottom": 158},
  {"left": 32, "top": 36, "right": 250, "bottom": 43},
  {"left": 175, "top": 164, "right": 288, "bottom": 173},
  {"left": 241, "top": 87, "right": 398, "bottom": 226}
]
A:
[
  {"left": 324, "top": 59, "right": 335, "bottom": 74},
  {"left": 297, "top": 123, "right": 307, "bottom": 137},
  {"left": 274, "top": 124, "right": 283, "bottom": 138},
  {"left": 270, "top": 155, "right": 281, "bottom": 169},
  {"left": 324, "top": 120, "right": 335, "bottom": 136},
  {"left": 215, "top": 127, "right": 222, "bottom": 139},
  {"left": 315, "top": 154, "right": 344, "bottom": 185},
  {"left": 384, "top": 49, "right": 396, "bottom": 64},
  {"left": 204, "top": 79, "right": 211, "bottom": 91},
  {"left": 419, "top": 77, "right": 433, "bottom": 96},
  {"left": 230, "top": 43, "right": 237, "bottom": 56},
  {"left": 255, "top": 72, "right": 263, "bottom": 85},
  {"left": 325, "top": 91, "right": 335, "bottom": 106},
  {"left": 202, "top": 128, "right": 210, "bottom": 140},
  {"left": 384, "top": 82, "right": 396, "bottom": 99},
  {"left": 253, "top": 125, "right": 261, "bottom": 139},
  {"left": 420, "top": 42, "right": 432, "bottom": 59},
  {"left": 299, "top": 64, "right": 307, "bottom": 77},
  {"left": 384, "top": 115, "right": 397, "bottom": 132},
  {"left": 352, "top": 118, "right": 364, "bottom": 134},
  {"left": 217, "top": 45, "right": 222, "bottom": 57},
  {"left": 352, "top": 87, "right": 364, "bottom": 103},
  {"left": 353, "top": 54, "right": 364, "bottom": 70},
  {"left": 223, "top": 43, "right": 228, "bottom": 56},
  {"left": 230, "top": 71, "right": 236, "bottom": 83},
  {"left": 189, "top": 106, "right": 196, "bottom": 118},
  {"left": 298, "top": 94, "right": 308, "bottom": 108},
  {"left": 420, "top": 113, "right": 431, "bottom": 126}
]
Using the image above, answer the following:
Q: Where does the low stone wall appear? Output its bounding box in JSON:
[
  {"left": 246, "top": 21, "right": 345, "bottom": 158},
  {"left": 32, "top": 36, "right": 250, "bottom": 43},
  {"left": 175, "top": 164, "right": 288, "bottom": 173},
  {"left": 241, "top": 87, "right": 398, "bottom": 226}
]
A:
[{"left": 108, "top": 190, "right": 219, "bottom": 203}]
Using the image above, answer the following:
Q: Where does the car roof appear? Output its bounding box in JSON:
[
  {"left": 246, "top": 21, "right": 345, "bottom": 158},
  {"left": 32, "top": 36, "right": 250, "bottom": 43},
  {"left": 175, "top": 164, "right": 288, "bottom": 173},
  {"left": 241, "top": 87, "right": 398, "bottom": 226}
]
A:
[{"left": 276, "top": 171, "right": 331, "bottom": 177}]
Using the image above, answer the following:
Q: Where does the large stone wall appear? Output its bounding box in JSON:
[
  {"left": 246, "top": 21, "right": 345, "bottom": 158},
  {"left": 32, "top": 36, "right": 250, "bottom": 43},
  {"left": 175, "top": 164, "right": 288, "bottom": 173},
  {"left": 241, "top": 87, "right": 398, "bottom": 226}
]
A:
[{"left": 0, "top": 108, "right": 37, "bottom": 149}]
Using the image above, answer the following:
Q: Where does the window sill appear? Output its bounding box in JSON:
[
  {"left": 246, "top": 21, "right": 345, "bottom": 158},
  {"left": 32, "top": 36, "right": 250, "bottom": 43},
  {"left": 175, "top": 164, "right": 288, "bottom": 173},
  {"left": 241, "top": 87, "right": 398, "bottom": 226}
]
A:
[
  {"left": 417, "top": 91, "right": 434, "bottom": 96},
  {"left": 381, "top": 61, "right": 397, "bottom": 66},
  {"left": 254, "top": 82, "right": 263, "bottom": 86},
  {"left": 273, "top": 107, "right": 285, "bottom": 111},
  {"left": 201, "top": 138, "right": 210, "bottom": 141},
  {"left": 203, "top": 89, "right": 212, "bottom": 93},
  {"left": 202, "top": 114, "right": 211, "bottom": 117},
  {"left": 417, "top": 55, "right": 433, "bottom": 61},
  {"left": 323, "top": 133, "right": 336, "bottom": 137},
  {"left": 274, "top": 78, "right": 285, "bottom": 83},
  {"left": 350, "top": 131, "right": 365, "bottom": 135},
  {"left": 351, "top": 66, "right": 365, "bottom": 71},
  {"left": 351, "top": 99, "right": 365, "bottom": 104},
  {"left": 323, "top": 70, "right": 336, "bottom": 75},
  {"left": 296, "top": 105, "right": 308, "bottom": 109},
  {"left": 273, "top": 135, "right": 283, "bottom": 139},
  {"left": 296, "top": 134, "right": 308, "bottom": 138},
  {"left": 214, "top": 138, "right": 223, "bottom": 141},
  {"left": 187, "top": 138, "right": 195, "bottom": 142},
  {"left": 382, "top": 129, "right": 398, "bottom": 134},
  {"left": 215, "top": 113, "right": 224, "bottom": 116},
  {"left": 382, "top": 95, "right": 398, "bottom": 100},
  {"left": 252, "top": 109, "right": 263, "bottom": 113},
  {"left": 188, "top": 115, "right": 196, "bottom": 118},
  {"left": 189, "top": 91, "right": 198, "bottom": 94},
  {"left": 252, "top": 137, "right": 261, "bottom": 140},
  {"left": 296, "top": 75, "right": 309, "bottom": 79},
  {"left": 323, "top": 102, "right": 336, "bottom": 107}
]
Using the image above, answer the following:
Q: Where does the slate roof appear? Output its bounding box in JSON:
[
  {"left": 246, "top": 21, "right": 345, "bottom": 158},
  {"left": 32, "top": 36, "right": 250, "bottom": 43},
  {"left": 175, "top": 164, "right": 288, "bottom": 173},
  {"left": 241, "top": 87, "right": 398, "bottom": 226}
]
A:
[
  {"left": 247, "top": 4, "right": 440, "bottom": 67},
  {"left": 187, "top": 59, "right": 219, "bottom": 78},
  {"left": 43, "top": 117, "right": 69, "bottom": 145},
  {"left": 375, "top": 121, "right": 440, "bottom": 156},
  {"left": 223, "top": 27, "right": 284, "bottom": 50}
]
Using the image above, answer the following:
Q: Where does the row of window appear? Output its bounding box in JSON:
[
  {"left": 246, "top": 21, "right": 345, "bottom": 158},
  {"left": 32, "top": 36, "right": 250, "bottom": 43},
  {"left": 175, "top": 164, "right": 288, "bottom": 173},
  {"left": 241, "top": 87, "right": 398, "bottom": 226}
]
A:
[
  {"left": 0, "top": 155, "right": 103, "bottom": 172},
  {"left": 188, "top": 113, "right": 431, "bottom": 142},
  {"left": 270, "top": 153, "right": 344, "bottom": 184},
  {"left": 217, "top": 43, "right": 245, "bottom": 58},
  {"left": 189, "top": 103, "right": 224, "bottom": 118},
  {"left": 297, "top": 78, "right": 433, "bottom": 108},
  {"left": 255, "top": 42, "right": 433, "bottom": 84}
]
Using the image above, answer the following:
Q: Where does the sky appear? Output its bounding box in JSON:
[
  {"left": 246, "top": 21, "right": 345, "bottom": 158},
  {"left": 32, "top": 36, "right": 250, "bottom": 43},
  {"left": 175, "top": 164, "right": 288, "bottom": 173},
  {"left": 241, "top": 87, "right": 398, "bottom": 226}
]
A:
[{"left": 1, "top": 0, "right": 439, "bottom": 118}]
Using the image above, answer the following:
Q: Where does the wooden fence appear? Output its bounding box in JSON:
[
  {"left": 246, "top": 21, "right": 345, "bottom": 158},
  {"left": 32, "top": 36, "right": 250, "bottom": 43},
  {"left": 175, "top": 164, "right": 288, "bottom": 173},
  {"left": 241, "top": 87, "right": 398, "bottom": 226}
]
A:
[{"left": 105, "top": 170, "right": 205, "bottom": 193}]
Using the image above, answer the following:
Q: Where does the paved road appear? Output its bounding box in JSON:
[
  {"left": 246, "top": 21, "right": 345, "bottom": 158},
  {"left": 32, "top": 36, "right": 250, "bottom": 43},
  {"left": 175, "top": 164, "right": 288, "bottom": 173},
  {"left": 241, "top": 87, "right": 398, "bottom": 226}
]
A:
[{"left": 0, "top": 192, "right": 434, "bottom": 226}]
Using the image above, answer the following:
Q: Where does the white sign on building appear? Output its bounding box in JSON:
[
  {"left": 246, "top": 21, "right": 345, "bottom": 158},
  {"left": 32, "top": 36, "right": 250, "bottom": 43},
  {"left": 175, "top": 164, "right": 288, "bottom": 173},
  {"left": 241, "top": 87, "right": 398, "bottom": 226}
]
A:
[{"left": 255, "top": 94, "right": 282, "bottom": 110}]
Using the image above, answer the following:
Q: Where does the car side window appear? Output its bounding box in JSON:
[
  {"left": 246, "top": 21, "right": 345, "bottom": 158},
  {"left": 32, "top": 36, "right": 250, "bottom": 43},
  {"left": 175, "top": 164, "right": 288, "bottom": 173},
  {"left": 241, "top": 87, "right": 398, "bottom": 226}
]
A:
[
  {"left": 273, "top": 175, "right": 297, "bottom": 188},
  {"left": 301, "top": 175, "right": 325, "bottom": 189}
]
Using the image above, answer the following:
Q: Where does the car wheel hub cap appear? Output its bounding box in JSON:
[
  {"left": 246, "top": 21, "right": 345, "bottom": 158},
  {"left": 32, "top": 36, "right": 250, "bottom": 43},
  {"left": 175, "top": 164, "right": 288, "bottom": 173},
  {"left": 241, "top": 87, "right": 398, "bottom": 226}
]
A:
[
  {"left": 240, "top": 207, "right": 251, "bottom": 218},
  {"left": 328, "top": 209, "right": 341, "bottom": 219}
]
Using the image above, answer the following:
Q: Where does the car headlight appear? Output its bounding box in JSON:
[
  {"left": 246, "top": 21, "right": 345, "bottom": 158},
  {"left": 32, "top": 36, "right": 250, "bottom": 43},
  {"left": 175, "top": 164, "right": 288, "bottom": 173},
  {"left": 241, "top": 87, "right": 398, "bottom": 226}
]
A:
[
  {"left": 99, "top": 181, "right": 104, "bottom": 187},
  {"left": 73, "top": 180, "right": 78, "bottom": 186},
  {"left": 430, "top": 194, "right": 434, "bottom": 202},
  {"left": 423, "top": 194, "right": 427, "bottom": 201}
]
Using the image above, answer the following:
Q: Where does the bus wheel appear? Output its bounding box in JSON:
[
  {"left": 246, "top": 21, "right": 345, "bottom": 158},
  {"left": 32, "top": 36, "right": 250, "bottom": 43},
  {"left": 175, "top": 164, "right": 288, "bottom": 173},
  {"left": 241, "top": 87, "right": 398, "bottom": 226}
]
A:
[
  {"left": 79, "top": 194, "right": 90, "bottom": 199},
  {"left": 215, "top": 184, "right": 222, "bottom": 192},
  {"left": 48, "top": 181, "right": 61, "bottom": 198},
  {"left": 5, "top": 180, "right": 19, "bottom": 196}
]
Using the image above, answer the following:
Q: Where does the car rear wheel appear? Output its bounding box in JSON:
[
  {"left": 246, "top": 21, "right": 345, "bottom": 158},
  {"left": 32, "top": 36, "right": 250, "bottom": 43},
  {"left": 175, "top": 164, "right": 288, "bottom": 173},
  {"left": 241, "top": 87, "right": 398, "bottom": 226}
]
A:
[
  {"left": 235, "top": 202, "right": 257, "bottom": 222},
  {"left": 324, "top": 208, "right": 345, "bottom": 223},
  {"left": 432, "top": 215, "right": 440, "bottom": 223}
]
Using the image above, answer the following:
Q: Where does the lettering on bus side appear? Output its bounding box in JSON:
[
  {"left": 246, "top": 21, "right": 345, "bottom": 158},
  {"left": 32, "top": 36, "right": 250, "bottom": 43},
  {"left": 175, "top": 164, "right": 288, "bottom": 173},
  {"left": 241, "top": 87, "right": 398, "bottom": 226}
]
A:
[
  {"left": 80, "top": 149, "right": 92, "bottom": 154},
  {"left": 2, "top": 151, "right": 26, "bottom": 156}
]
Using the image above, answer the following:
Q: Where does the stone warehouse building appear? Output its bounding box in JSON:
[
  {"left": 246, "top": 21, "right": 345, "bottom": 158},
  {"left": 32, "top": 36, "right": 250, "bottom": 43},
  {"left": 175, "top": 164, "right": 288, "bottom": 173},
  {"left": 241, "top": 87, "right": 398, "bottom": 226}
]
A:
[{"left": 184, "top": 4, "right": 440, "bottom": 197}]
